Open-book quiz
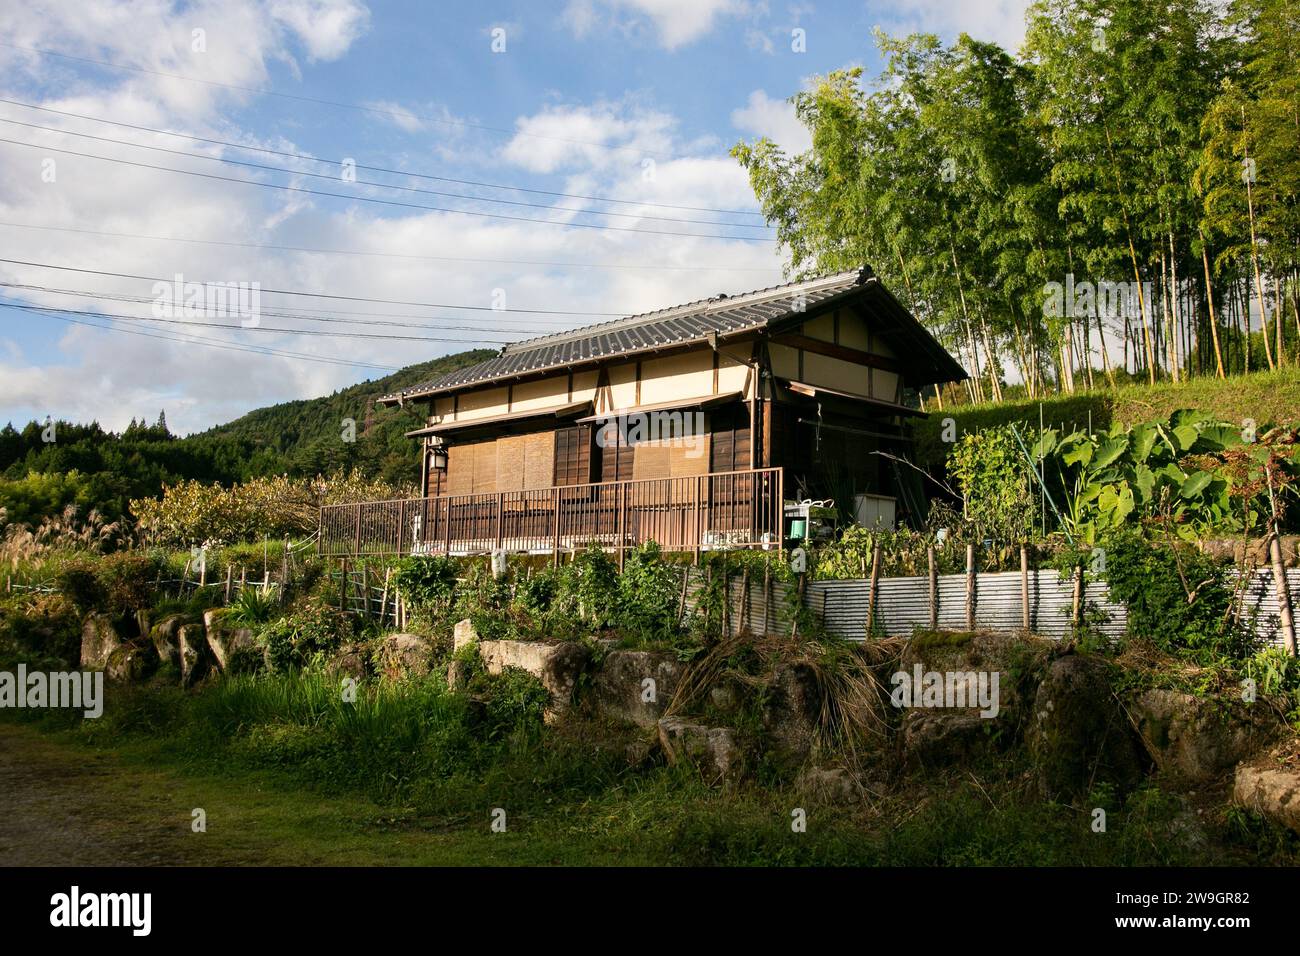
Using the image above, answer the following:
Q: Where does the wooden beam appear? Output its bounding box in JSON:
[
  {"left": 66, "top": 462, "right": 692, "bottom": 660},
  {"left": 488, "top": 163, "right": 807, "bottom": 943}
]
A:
[{"left": 772, "top": 332, "right": 904, "bottom": 373}]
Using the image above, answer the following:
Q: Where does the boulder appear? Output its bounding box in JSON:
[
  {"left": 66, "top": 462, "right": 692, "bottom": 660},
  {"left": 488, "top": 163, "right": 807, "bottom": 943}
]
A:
[
  {"left": 796, "top": 767, "right": 864, "bottom": 804},
  {"left": 377, "top": 633, "right": 436, "bottom": 680},
  {"left": 149, "top": 615, "right": 186, "bottom": 669},
  {"left": 105, "top": 642, "right": 160, "bottom": 684},
  {"left": 1026, "top": 654, "right": 1146, "bottom": 799},
  {"left": 899, "top": 630, "right": 1041, "bottom": 722},
  {"left": 452, "top": 618, "right": 478, "bottom": 653},
  {"left": 657, "top": 717, "right": 746, "bottom": 786},
  {"left": 327, "top": 644, "right": 369, "bottom": 681},
  {"left": 762, "top": 663, "right": 821, "bottom": 769},
  {"left": 203, "top": 610, "right": 258, "bottom": 673},
  {"left": 446, "top": 658, "right": 473, "bottom": 691},
  {"left": 1233, "top": 763, "right": 1300, "bottom": 833},
  {"left": 478, "top": 639, "right": 590, "bottom": 714},
  {"left": 899, "top": 710, "right": 993, "bottom": 768},
  {"left": 178, "top": 624, "right": 210, "bottom": 688},
  {"left": 1130, "top": 689, "right": 1276, "bottom": 783},
  {"left": 587, "top": 649, "right": 683, "bottom": 726},
  {"left": 80, "top": 613, "right": 125, "bottom": 669}
]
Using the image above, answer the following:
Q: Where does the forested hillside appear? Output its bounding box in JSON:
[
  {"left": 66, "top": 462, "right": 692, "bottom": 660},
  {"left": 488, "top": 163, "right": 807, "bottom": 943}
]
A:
[{"left": 0, "top": 349, "right": 492, "bottom": 523}]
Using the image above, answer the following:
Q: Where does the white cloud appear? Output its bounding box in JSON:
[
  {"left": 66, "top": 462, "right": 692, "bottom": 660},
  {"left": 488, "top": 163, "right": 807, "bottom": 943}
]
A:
[
  {"left": 731, "top": 89, "right": 811, "bottom": 154},
  {"left": 871, "top": 0, "right": 1033, "bottom": 53},
  {"left": 563, "top": 0, "right": 753, "bottom": 50},
  {"left": 267, "top": 0, "right": 371, "bottom": 61},
  {"left": 0, "top": 2, "right": 792, "bottom": 436}
]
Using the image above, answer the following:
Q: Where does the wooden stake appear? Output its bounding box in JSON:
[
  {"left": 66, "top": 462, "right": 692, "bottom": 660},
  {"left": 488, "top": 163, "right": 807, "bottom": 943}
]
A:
[
  {"left": 866, "top": 543, "right": 882, "bottom": 638},
  {"left": 1270, "top": 533, "right": 1297, "bottom": 657},
  {"left": 380, "top": 567, "right": 391, "bottom": 627},
  {"left": 1020, "top": 545, "right": 1030, "bottom": 630},
  {"left": 927, "top": 545, "right": 938, "bottom": 630},
  {"left": 965, "top": 543, "right": 976, "bottom": 631},
  {"left": 1072, "top": 564, "right": 1084, "bottom": 629},
  {"left": 224, "top": 564, "right": 233, "bottom": 604}
]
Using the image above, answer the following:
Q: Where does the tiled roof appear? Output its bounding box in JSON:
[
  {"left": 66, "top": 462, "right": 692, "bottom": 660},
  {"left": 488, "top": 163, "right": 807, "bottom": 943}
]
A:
[{"left": 381, "top": 267, "right": 963, "bottom": 403}]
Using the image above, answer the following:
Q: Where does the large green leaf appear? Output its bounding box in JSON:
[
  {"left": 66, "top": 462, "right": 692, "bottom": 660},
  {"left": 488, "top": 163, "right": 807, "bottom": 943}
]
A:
[
  {"left": 1179, "top": 471, "right": 1213, "bottom": 499},
  {"left": 1129, "top": 424, "right": 1157, "bottom": 463},
  {"left": 1171, "top": 424, "right": 1200, "bottom": 453},
  {"left": 1092, "top": 436, "right": 1128, "bottom": 470}
]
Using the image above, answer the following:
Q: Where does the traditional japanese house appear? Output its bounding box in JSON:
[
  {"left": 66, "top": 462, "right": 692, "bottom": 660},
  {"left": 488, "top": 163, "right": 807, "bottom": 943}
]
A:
[{"left": 319, "top": 267, "right": 966, "bottom": 559}]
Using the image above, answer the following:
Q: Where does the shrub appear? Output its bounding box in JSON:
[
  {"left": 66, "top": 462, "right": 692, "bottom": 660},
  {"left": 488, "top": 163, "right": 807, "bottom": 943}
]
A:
[
  {"left": 616, "top": 542, "right": 682, "bottom": 642},
  {"left": 1102, "top": 534, "right": 1254, "bottom": 661},
  {"left": 261, "top": 600, "right": 353, "bottom": 672},
  {"left": 392, "top": 555, "right": 458, "bottom": 611},
  {"left": 947, "top": 425, "right": 1037, "bottom": 543},
  {"left": 94, "top": 551, "right": 163, "bottom": 616}
]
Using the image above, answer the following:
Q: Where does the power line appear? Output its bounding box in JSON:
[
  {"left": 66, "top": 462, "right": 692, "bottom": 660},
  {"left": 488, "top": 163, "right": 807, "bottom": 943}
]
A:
[
  {"left": 0, "top": 136, "right": 776, "bottom": 243},
  {"left": 0, "top": 98, "right": 767, "bottom": 218},
  {"left": 0, "top": 282, "right": 572, "bottom": 333},
  {"left": 0, "top": 300, "right": 400, "bottom": 371},
  {"left": 0, "top": 220, "right": 782, "bottom": 274},
  {"left": 0, "top": 41, "right": 678, "bottom": 160},
  {"left": 0, "top": 116, "right": 774, "bottom": 230},
  {"left": 0, "top": 256, "right": 632, "bottom": 315},
  {"left": 10, "top": 301, "right": 520, "bottom": 344}
]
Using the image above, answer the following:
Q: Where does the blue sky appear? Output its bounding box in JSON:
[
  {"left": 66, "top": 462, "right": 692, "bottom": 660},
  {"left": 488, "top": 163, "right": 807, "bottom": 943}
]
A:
[{"left": 0, "top": 0, "right": 1029, "bottom": 434}]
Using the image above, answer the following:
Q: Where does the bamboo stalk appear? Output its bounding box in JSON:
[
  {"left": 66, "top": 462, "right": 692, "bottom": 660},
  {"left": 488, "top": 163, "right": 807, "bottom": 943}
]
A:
[
  {"left": 927, "top": 545, "right": 938, "bottom": 630},
  {"left": 1270, "top": 534, "right": 1297, "bottom": 657},
  {"left": 1021, "top": 545, "right": 1030, "bottom": 630}
]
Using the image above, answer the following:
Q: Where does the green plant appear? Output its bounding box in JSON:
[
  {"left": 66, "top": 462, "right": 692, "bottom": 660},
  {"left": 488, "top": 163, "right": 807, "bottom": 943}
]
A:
[
  {"left": 261, "top": 600, "right": 353, "bottom": 672},
  {"left": 948, "top": 425, "right": 1038, "bottom": 543},
  {"left": 615, "top": 542, "right": 683, "bottom": 643},
  {"left": 225, "top": 587, "right": 277, "bottom": 627},
  {"left": 1102, "top": 533, "right": 1254, "bottom": 662}
]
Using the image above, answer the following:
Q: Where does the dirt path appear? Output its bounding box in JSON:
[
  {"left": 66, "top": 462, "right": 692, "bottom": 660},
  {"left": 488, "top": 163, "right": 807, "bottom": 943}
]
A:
[{"left": 0, "top": 723, "right": 204, "bottom": 866}]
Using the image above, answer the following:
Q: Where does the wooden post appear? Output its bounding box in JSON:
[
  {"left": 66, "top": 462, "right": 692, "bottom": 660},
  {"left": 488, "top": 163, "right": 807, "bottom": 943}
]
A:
[
  {"left": 1071, "top": 563, "right": 1084, "bottom": 629},
  {"left": 1020, "top": 545, "right": 1030, "bottom": 630},
  {"left": 180, "top": 558, "right": 191, "bottom": 598},
  {"left": 1270, "top": 533, "right": 1297, "bottom": 657},
  {"left": 495, "top": 493, "right": 504, "bottom": 551},
  {"left": 866, "top": 543, "right": 882, "bottom": 638},
  {"left": 239, "top": 565, "right": 247, "bottom": 593},
  {"left": 282, "top": 534, "right": 290, "bottom": 588},
  {"left": 740, "top": 567, "right": 750, "bottom": 633},
  {"left": 617, "top": 483, "right": 626, "bottom": 571},
  {"left": 677, "top": 566, "right": 689, "bottom": 628},
  {"left": 224, "top": 564, "right": 233, "bottom": 604},
  {"left": 262, "top": 569, "right": 270, "bottom": 596},
  {"left": 198, "top": 556, "right": 207, "bottom": 589},
  {"left": 927, "top": 545, "right": 938, "bottom": 630},
  {"left": 353, "top": 507, "right": 362, "bottom": 558},
  {"left": 965, "top": 543, "right": 976, "bottom": 631},
  {"left": 339, "top": 559, "right": 348, "bottom": 612},
  {"left": 553, "top": 489, "right": 564, "bottom": 564},
  {"left": 692, "top": 475, "right": 702, "bottom": 565},
  {"left": 762, "top": 563, "right": 771, "bottom": 636},
  {"left": 380, "top": 567, "right": 391, "bottom": 626},
  {"left": 361, "top": 565, "right": 371, "bottom": 618}
]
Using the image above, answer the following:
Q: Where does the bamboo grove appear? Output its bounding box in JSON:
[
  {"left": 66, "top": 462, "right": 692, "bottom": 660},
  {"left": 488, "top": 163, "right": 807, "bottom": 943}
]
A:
[{"left": 732, "top": 0, "right": 1300, "bottom": 406}]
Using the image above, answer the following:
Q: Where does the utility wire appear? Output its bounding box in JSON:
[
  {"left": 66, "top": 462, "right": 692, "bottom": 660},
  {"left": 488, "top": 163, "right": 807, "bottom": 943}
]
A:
[
  {"left": 0, "top": 220, "right": 781, "bottom": 273},
  {"left": 0, "top": 300, "right": 400, "bottom": 371},
  {"left": 0, "top": 136, "right": 775, "bottom": 242},
  {"left": 0, "top": 282, "right": 572, "bottom": 333},
  {"left": 0, "top": 40, "right": 675, "bottom": 160},
  {"left": 0, "top": 117, "right": 773, "bottom": 229},
  {"left": 9, "top": 301, "right": 523, "bottom": 344},
  {"left": 0, "top": 98, "right": 767, "bottom": 218},
  {"left": 0, "top": 256, "right": 632, "bottom": 315}
]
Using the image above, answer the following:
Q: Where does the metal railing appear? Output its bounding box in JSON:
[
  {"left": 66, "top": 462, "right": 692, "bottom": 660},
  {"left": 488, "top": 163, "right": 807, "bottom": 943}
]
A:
[{"left": 318, "top": 466, "right": 784, "bottom": 561}]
